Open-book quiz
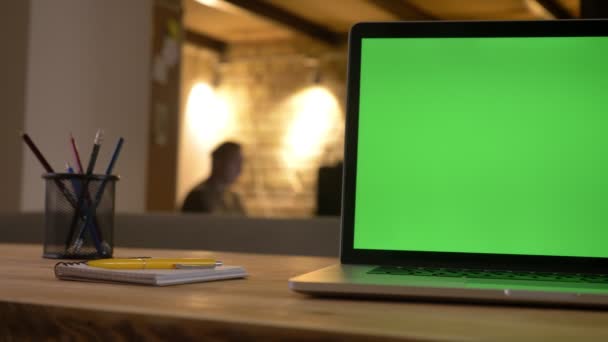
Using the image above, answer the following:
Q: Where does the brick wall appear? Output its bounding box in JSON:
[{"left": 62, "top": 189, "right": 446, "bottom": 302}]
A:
[{"left": 178, "top": 38, "right": 347, "bottom": 217}]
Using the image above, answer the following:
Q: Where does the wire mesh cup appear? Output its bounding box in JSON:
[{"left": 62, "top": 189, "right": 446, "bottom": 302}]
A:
[{"left": 42, "top": 173, "right": 118, "bottom": 259}]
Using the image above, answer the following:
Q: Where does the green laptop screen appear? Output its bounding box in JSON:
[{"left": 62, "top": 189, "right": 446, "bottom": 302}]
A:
[{"left": 354, "top": 37, "right": 608, "bottom": 258}]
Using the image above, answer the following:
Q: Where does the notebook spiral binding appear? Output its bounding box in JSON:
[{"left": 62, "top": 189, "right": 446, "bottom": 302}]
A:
[{"left": 54, "top": 261, "right": 86, "bottom": 274}]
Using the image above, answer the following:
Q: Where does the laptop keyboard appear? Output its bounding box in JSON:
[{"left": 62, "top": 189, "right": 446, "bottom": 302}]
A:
[{"left": 368, "top": 266, "right": 608, "bottom": 284}]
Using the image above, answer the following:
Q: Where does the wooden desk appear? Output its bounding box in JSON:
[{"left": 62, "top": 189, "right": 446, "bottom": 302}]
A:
[{"left": 2, "top": 244, "right": 608, "bottom": 341}]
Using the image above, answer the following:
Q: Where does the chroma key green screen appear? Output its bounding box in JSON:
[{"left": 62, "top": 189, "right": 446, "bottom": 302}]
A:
[{"left": 353, "top": 37, "right": 608, "bottom": 258}]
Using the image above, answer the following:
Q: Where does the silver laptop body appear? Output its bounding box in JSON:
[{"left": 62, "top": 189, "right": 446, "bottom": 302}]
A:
[{"left": 290, "top": 20, "right": 608, "bottom": 308}]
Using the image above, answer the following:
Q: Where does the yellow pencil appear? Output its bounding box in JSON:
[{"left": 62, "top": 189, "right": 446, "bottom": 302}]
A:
[{"left": 87, "top": 258, "right": 221, "bottom": 269}]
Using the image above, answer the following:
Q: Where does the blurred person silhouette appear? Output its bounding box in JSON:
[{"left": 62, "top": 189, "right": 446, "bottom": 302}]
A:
[{"left": 182, "top": 141, "right": 246, "bottom": 215}]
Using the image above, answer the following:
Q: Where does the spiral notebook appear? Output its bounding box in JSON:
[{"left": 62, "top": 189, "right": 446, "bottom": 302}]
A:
[{"left": 54, "top": 262, "right": 247, "bottom": 286}]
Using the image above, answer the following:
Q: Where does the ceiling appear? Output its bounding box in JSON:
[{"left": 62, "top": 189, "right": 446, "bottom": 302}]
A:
[{"left": 184, "top": 0, "right": 581, "bottom": 50}]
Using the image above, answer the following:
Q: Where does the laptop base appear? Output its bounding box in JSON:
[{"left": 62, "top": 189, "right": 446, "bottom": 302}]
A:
[{"left": 289, "top": 264, "right": 608, "bottom": 308}]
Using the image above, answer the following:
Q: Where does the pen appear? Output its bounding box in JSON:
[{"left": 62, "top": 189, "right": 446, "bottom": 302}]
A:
[
  {"left": 87, "top": 258, "right": 222, "bottom": 269},
  {"left": 67, "top": 162, "right": 100, "bottom": 234},
  {"left": 86, "top": 129, "right": 103, "bottom": 175},
  {"left": 67, "top": 129, "right": 105, "bottom": 254},
  {"left": 71, "top": 137, "right": 124, "bottom": 255},
  {"left": 66, "top": 162, "right": 80, "bottom": 194}
]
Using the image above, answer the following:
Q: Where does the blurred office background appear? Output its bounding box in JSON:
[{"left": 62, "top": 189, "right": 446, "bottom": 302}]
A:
[{"left": 1, "top": 0, "right": 600, "bottom": 218}]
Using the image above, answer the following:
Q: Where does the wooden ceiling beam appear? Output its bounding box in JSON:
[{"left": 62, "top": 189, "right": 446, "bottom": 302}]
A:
[
  {"left": 222, "top": 0, "right": 342, "bottom": 46},
  {"left": 368, "top": 0, "right": 437, "bottom": 20},
  {"left": 184, "top": 29, "right": 228, "bottom": 54},
  {"left": 533, "top": 0, "right": 575, "bottom": 19}
]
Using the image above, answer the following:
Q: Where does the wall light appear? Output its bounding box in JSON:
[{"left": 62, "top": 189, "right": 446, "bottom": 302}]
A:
[
  {"left": 195, "top": 0, "right": 220, "bottom": 7},
  {"left": 194, "top": 0, "right": 244, "bottom": 15},
  {"left": 185, "top": 82, "right": 233, "bottom": 149},
  {"left": 283, "top": 86, "right": 341, "bottom": 169}
]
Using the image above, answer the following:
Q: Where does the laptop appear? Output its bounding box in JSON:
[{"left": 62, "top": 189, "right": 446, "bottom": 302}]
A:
[{"left": 289, "top": 20, "right": 608, "bottom": 308}]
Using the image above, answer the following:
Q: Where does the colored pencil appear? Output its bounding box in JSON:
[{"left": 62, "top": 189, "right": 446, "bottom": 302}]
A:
[
  {"left": 70, "top": 133, "right": 84, "bottom": 174},
  {"left": 21, "top": 132, "right": 77, "bottom": 206},
  {"left": 21, "top": 132, "right": 54, "bottom": 173}
]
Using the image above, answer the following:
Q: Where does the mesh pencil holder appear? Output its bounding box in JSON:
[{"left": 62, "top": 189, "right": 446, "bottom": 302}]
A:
[{"left": 42, "top": 173, "right": 118, "bottom": 259}]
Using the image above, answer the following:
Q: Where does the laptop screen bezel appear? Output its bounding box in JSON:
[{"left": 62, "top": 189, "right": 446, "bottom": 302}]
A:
[{"left": 341, "top": 20, "right": 608, "bottom": 273}]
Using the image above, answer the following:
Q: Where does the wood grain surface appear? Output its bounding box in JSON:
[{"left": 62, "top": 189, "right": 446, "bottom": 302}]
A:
[{"left": 2, "top": 243, "right": 608, "bottom": 341}]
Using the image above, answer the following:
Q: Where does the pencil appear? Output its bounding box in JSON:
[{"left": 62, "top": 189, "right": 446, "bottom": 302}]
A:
[
  {"left": 69, "top": 133, "right": 84, "bottom": 174},
  {"left": 21, "top": 132, "right": 77, "bottom": 207},
  {"left": 21, "top": 132, "right": 54, "bottom": 173},
  {"left": 106, "top": 137, "right": 123, "bottom": 172}
]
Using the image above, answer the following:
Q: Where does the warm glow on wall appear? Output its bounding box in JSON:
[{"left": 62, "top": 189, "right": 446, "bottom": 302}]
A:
[
  {"left": 283, "top": 86, "right": 341, "bottom": 168},
  {"left": 178, "top": 81, "right": 236, "bottom": 207},
  {"left": 195, "top": 0, "right": 219, "bottom": 6},
  {"left": 524, "top": 0, "right": 554, "bottom": 19},
  {"left": 185, "top": 82, "right": 233, "bottom": 149}
]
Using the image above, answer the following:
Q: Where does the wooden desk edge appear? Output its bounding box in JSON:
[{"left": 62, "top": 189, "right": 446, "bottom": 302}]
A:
[{"left": 0, "top": 299, "right": 411, "bottom": 341}]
